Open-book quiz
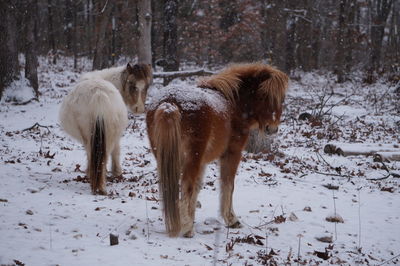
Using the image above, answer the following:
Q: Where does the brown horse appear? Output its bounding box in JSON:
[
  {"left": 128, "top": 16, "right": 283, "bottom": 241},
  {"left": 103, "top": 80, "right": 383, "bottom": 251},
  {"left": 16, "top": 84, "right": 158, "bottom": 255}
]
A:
[{"left": 146, "top": 63, "right": 288, "bottom": 237}]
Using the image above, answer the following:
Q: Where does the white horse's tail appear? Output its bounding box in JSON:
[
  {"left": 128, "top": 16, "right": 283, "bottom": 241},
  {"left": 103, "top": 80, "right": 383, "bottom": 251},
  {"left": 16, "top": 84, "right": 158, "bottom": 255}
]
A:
[
  {"left": 88, "top": 116, "right": 106, "bottom": 194},
  {"left": 87, "top": 90, "right": 111, "bottom": 195}
]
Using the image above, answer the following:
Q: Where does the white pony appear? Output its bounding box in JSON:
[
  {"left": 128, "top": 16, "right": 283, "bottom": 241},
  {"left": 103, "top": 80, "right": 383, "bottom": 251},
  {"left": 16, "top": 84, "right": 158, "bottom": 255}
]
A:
[{"left": 59, "top": 63, "right": 152, "bottom": 195}]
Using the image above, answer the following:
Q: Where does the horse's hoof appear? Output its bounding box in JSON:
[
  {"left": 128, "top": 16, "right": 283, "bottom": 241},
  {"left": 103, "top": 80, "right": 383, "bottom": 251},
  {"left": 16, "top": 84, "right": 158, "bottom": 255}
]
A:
[
  {"left": 97, "top": 189, "right": 107, "bottom": 196},
  {"left": 112, "top": 170, "right": 123, "bottom": 177},
  {"left": 183, "top": 230, "right": 194, "bottom": 238},
  {"left": 228, "top": 220, "right": 242, "bottom": 228}
]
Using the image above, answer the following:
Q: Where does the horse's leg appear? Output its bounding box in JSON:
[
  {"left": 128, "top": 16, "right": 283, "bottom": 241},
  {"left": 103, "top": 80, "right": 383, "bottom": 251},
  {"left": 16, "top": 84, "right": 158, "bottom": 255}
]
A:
[
  {"left": 180, "top": 160, "right": 205, "bottom": 238},
  {"left": 111, "top": 139, "right": 122, "bottom": 177},
  {"left": 220, "top": 144, "right": 244, "bottom": 228},
  {"left": 96, "top": 153, "right": 108, "bottom": 195}
]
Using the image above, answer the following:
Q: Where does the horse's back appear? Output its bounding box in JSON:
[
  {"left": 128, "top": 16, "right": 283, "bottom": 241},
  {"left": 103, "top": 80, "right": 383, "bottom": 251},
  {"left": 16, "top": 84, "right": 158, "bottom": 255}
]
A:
[
  {"left": 147, "top": 85, "right": 232, "bottom": 163},
  {"left": 59, "top": 79, "right": 128, "bottom": 145},
  {"left": 79, "top": 66, "right": 124, "bottom": 88}
]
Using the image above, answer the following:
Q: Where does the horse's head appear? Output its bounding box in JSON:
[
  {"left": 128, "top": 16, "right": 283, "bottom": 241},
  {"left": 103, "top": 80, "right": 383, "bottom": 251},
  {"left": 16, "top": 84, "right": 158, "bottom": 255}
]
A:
[
  {"left": 121, "top": 63, "right": 152, "bottom": 113},
  {"left": 249, "top": 65, "right": 288, "bottom": 135},
  {"left": 198, "top": 63, "right": 288, "bottom": 135}
]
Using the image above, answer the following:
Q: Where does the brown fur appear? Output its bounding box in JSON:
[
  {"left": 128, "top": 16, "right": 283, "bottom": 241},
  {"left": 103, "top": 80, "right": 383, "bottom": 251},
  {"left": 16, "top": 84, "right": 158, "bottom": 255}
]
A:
[
  {"left": 152, "top": 102, "right": 182, "bottom": 236},
  {"left": 147, "top": 63, "right": 288, "bottom": 237}
]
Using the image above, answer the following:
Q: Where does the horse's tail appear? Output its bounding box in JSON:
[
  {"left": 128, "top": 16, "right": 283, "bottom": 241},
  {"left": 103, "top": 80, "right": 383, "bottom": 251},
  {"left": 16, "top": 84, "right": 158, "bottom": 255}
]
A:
[
  {"left": 87, "top": 89, "right": 110, "bottom": 195},
  {"left": 88, "top": 116, "right": 106, "bottom": 194},
  {"left": 153, "top": 102, "right": 182, "bottom": 237}
]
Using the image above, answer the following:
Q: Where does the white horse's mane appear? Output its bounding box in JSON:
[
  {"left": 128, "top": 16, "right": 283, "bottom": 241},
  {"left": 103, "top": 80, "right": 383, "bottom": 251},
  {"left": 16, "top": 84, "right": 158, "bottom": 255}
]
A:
[{"left": 80, "top": 66, "right": 126, "bottom": 91}]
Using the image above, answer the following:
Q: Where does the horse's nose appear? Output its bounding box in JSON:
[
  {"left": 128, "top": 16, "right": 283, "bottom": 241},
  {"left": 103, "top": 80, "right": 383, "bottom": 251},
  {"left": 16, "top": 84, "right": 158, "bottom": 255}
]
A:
[
  {"left": 267, "top": 125, "right": 279, "bottom": 134},
  {"left": 133, "top": 105, "right": 145, "bottom": 113}
]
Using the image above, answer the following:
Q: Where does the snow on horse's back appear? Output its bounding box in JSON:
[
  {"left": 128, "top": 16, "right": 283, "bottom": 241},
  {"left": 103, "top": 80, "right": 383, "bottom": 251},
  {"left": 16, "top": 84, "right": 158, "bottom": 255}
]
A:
[{"left": 59, "top": 63, "right": 152, "bottom": 195}]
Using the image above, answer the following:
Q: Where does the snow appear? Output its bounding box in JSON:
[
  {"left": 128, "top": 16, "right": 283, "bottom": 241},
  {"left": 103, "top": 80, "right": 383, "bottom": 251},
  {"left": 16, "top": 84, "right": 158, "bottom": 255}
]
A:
[
  {"left": 148, "top": 84, "right": 228, "bottom": 114},
  {"left": 0, "top": 57, "right": 399, "bottom": 265},
  {"left": 2, "top": 77, "right": 36, "bottom": 103}
]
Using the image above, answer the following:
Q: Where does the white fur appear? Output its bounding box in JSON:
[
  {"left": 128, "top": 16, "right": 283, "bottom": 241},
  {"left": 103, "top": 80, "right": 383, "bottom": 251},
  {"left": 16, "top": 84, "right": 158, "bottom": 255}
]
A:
[
  {"left": 59, "top": 77, "right": 128, "bottom": 192},
  {"left": 135, "top": 80, "right": 146, "bottom": 112},
  {"left": 79, "top": 66, "right": 125, "bottom": 91}
]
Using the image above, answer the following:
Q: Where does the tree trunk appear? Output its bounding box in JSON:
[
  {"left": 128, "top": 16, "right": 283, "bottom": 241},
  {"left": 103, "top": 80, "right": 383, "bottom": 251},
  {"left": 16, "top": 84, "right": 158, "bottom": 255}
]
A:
[
  {"left": 47, "top": 0, "right": 56, "bottom": 64},
  {"left": 260, "top": 0, "right": 270, "bottom": 61},
  {"left": 344, "top": 0, "right": 357, "bottom": 74},
  {"left": 64, "top": 0, "right": 73, "bottom": 51},
  {"left": 285, "top": 15, "right": 296, "bottom": 73},
  {"left": 137, "top": 0, "right": 152, "bottom": 65},
  {"left": 0, "top": 1, "right": 20, "bottom": 100},
  {"left": 73, "top": 1, "right": 78, "bottom": 69},
  {"left": 151, "top": 0, "right": 164, "bottom": 68},
  {"left": 25, "top": 0, "right": 39, "bottom": 98},
  {"left": 163, "top": 0, "right": 179, "bottom": 85},
  {"left": 86, "top": 0, "right": 94, "bottom": 58},
  {"left": 92, "top": 0, "right": 113, "bottom": 70},
  {"left": 335, "top": 0, "right": 347, "bottom": 83},
  {"left": 369, "top": 0, "right": 393, "bottom": 73},
  {"left": 284, "top": 0, "right": 298, "bottom": 73}
]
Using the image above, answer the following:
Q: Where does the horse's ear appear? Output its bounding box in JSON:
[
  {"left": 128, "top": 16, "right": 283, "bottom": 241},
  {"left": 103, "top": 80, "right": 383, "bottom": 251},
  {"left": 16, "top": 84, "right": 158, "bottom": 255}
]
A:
[
  {"left": 146, "top": 64, "right": 153, "bottom": 76},
  {"left": 146, "top": 64, "right": 153, "bottom": 84},
  {"left": 127, "top": 63, "right": 134, "bottom": 74},
  {"left": 257, "top": 71, "right": 270, "bottom": 82}
]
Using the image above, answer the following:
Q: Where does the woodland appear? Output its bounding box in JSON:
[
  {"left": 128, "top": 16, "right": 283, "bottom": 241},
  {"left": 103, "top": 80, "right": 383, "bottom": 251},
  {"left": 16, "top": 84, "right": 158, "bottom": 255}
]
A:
[{"left": 0, "top": 0, "right": 399, "bottom": 265}]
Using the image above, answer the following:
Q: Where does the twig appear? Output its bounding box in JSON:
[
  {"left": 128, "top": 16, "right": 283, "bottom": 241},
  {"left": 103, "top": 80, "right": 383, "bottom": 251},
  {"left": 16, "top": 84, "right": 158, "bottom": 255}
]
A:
[
  {"left": 100, "top": 0, "right": 109, "bottom": 13},
  {"left": 314, "top": 171, "right": 353, "bottom": 179},
  {"left": 366, "top": 174, "right": 391, "bottom": 181},
  {"left": 12, "top": 97, "right": 39, "bottom": 105},
  {"left": 264, "top": 233, "right": 268, "bottom": 265},
  {"left": 22, "top": 122, "right": 51, "bottom": 134},
  {"left": 143, "top": 171, "right": 150, "bottom": 242},
  {"left": 357, "top": 188, "right": 361, "bottom": 250},
  {"left": 367, "top": 154, "right": 400, "bottom": 180},
  {"left": 332, "top": 190, "right": 337, "bottom": 241},
  {"left": 315, "top": 151, "right": 334, "bottom": 170},
  {"left": 213, "top": 215, "right": 221, "bottom": 266},
  {"left": 329, "top": 113, "right": 346, "bottom": 127},
  {"left": 377, "top": 253, "right": 400, "bottom": 265},
  {"left": 49, "top": 221, "right": 52, "bottom": 250},
  {"left": 297, "top": 234, "right": 302, "bottom": 265}
]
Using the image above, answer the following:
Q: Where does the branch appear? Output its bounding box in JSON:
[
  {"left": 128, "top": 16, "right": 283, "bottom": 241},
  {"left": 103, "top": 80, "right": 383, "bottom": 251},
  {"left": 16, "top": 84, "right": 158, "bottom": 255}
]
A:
[
  {"left": 12, "top": 97, "right": 39, "bottom": 106},
  {"left": 153, "top": 69, "right": 215, "bottom": 80},
  {"left": 313, "top": 171, "right": 353, "bottom": 179},
  {"left": 22, "top": 122, "right": 51, "bottom": 134},
  {"left": 367, "top": 154, "right": 400, "bottom": 180}
]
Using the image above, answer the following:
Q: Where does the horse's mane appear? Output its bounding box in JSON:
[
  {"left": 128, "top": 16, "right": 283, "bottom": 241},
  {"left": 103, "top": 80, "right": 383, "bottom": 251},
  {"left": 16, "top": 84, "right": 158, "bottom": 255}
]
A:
[{"left": 199, "top": 63, "right": 288, "bottom": 106}]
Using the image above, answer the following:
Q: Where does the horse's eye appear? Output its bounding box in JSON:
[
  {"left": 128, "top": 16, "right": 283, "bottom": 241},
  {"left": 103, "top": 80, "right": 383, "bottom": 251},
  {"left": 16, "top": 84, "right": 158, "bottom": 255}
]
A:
[{"left": 130, "top": 86, "right": 137, "bottom": 91}]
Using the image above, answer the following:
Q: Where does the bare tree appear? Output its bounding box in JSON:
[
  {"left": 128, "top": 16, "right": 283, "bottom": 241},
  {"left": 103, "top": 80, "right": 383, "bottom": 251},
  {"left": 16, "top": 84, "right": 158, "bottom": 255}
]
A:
[
  {"left": 335, "top": 0, "right": 357, "bottom": 83},
  {"left": 25, "top": 0, "right": 39, "bottom": 98},
  {"left": 285, "top": 1, "right": 297, "bottom": 73},
  {"left": 163, "top": 0, "right": 179, "bottom": 71},
  {"left": 162, "top": 0, "right": 179, "bottom": 85},
  {"left": 64, "top": 0, "right": 73, "bottom": 51},
  {"left": 151, "top": 0, "right": 164, "bottom": 67},
  {"left": 47, "top": 0, "right": 56, "bottom": 63},
  {"left": 92, "top": 0, "right": 113, "bottom": 70},
  {"left": 368, "top": 0, "right": 393, "bottom": 74},
  {"left": 0, "top": 1, "right": 20, "bottom": 100},
  {"left": 137, "top": 0, "right": 152, "bottom": 65}
]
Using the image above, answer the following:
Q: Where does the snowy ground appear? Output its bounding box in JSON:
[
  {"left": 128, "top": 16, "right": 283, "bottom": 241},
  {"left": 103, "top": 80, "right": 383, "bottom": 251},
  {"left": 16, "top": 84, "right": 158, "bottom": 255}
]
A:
[{"left": 1, "top": 57, "right": 399, "bottom": 265}]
